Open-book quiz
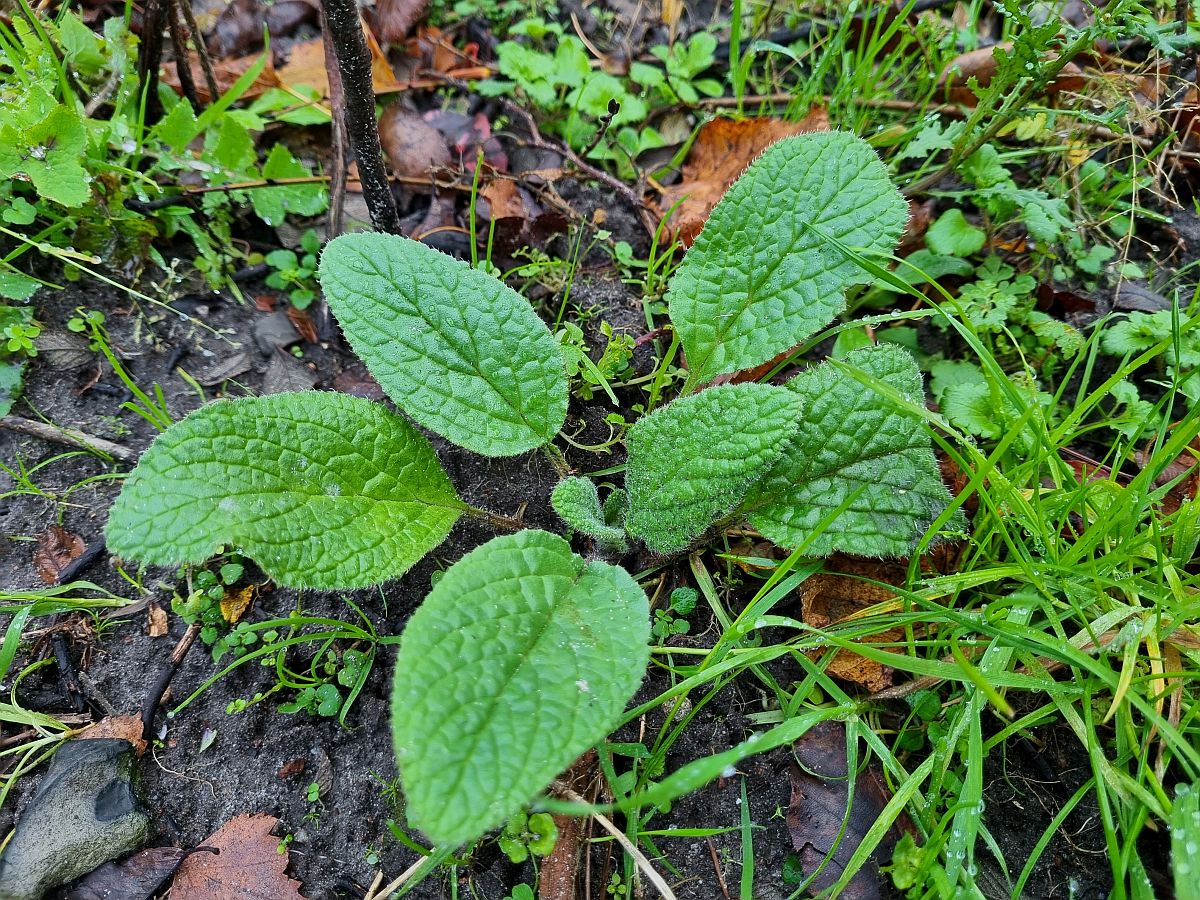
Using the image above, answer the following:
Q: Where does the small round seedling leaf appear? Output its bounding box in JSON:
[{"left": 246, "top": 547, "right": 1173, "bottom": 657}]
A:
[
  {"left": 624, "top": 383, "right": 803, "bottom": 555},
  {"left": 106, "top": 393, "right": 463, "bottom": 589},
  {"left": 319, "top": 232, "right": 568, "bottom": 456},
  {"left": 669, "top": 132, "right": 907, "bottom": 385},
  {"left": 743, "top": 345, "right": 960, "bottom": 556},
  {"left": 391, "top": 530, "right": 650, "bottom": 847}
]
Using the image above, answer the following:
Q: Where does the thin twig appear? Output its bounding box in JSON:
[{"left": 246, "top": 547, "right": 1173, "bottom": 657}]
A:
[
  {"left": 321, "top": 0, "right": 402, "bottom": 234},
  {"left": 363, "top": 855, "right": 427, "bottom": 900},
  {"left": 140, "top": 622, "right": 202, "bottom": 744},
  {"left": 321, "top": 2, "right": 350, "bottom": 238},
  {"left": 553, "top": 784, "right": 678, "bottom": 900},
  {"left": 1, "top": 415, "right": 136, "bottom": 463},
  {"left": 166, "top": 0, "right": 200, "bottom": 111},
  {"left": 176, "top": 0, "right": 219, "bottom": 102}
]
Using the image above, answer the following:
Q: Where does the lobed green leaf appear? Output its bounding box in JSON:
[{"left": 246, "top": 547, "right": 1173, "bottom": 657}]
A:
[
  {"left": 669, "top": 132, "right": 907, "bottom": 385},
  {"left": 106, "top": 392, "right": 463, "bottom": 588},
  {"left": 319, "top": 232, "right": 568, "bottom": 456},
  {"left": 391, "top": 530, "right": 649, "bottom": 846},
  {"left": 742, "top": 345, "right": 957, "bottom": 557},
  {"left": 625, "top": 384, "right": 803, "bottom": 555}
]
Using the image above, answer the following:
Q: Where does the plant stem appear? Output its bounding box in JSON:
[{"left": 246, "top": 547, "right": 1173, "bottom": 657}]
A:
[
  {"left": 320, "top": 0, "right": 402, "bottom": 235},
  {"left": 464, "top": 505, "right": 525, "bottom": 532}
]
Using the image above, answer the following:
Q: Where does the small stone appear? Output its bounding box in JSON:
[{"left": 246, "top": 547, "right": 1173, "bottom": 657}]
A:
[
  {"left": 0, "top": 739, "right": 150, "bottom": 900},
  {"left": 253, "top": 311, "right": 301, "bottom": 357}
]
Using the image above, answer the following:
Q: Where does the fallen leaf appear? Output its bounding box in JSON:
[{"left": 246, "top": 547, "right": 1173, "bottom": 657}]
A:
[
  {"left": 379, "top": 106, "right": 451, "bottom": 178},
  {"left": 657, "top": 110, "right": 829, "bottom": 244},
  {"left": 788, "top": 720, "right": 905, "bottom": 899},
  {"left": 799, "top": 557, "right": 910, "bottom": 692},
  {"left": 538, "top": 751, "right": 596, "bottom": 900},
  {"left": 162, "top": 52, "right": 279, "bottom": 105},
  {"left": 63, "top": 847, "right": 190, "bottom": 900},
  {"left": 938, "top": 43, "right": 1085, "bottom": 105},
  {"left": 478, "top": 178, "right": 568, "bottom": 256},
  {"left": 171, "top": 814, "right": 303, "bottom": 900},
  {"left": 277, "top": 758, "right": 306, "bottom": 779},
  {"left": 148, "top": 602, "right": 168, "bottom": 638},
  {"left": 285, "top": 306, "right": 318, "bottom": 344},
  {"left": 277, "top": 22, "right": 400, "bottom": 98},
  {"left": 371, "top": 0, "right": 430, "bottom": 44},
  {"left": 220, "top": 586, "right": 255, "bottom": 625},
  {"left": 1138, "top": 431, "right": 1200, "bottom": 515},
  {"left": 77, "top": 715, "right": 147, "bottom": 756},
  {"left": 34, "top": 525, "right": 85, "bottom": 585}
]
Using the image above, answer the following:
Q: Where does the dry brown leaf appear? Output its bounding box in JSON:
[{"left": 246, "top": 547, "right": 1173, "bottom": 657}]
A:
[
  {"left": 63, "top": 847, "right": 190, "bottom": 900},
  {"left": 800, "top": 556, "right": 911, "bottom": 692},
  {"left": 220, "top": 586, "right": 255, "bottom": 625},
  {"left": 938, "top": 43, "right": 1085, "bottom": 105},
  {"left": 788, "top": 720, "right": 906, "bottom": 899},
  {"left": 172, "top": 815, "right": 303, "bottom": 900},
  {"left": 78, "top": 715, "right": 147, "bottom": 756},
  {"left": 657, "top": 110, "right": 829, "bottom": 245},
  {"left": 371, "top": 0, "right": 430, "bottom": 44},
  {"left": 379, "top": 106, "right": 451, "bottom": 178},
  {"left": 161, "top": 52, "right": 279, "bottom": 105},
  {"left": 33, "top": 524, "right": 85, "bottom": 584},
  {"left": 148, "top": 602, "right": 169, "bottom": 639},
  {"left": 286, "top": 306, "right": 318, "bottom": 344},
  {"left": 278, "top": 22, "right": 401, "bottom": 98}
]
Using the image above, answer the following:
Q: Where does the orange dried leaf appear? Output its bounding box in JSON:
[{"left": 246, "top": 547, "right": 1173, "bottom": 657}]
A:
[
  {"left": 78, "top": 715, "right": 147, "bottom": 756},
  {"left": 220, "top": 586, "right": 255, "bottom": 624},
  {"left": 657, "top": 110, "right": 829, "bottom": 245},
  {"left": 171, "top": 814, "right": 303, "bottom": 900},
  {"left": 148, "top": 602, "right": 169, "bottom": 638},
  {"left": 278, "top": 23, "right": 401, "bottom": 98}
]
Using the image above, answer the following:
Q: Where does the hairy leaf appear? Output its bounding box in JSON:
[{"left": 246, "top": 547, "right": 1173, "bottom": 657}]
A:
[
  {"left": 319, "top": 233, "right": 568, "bottom": 456},
  {"left": 106, "top": 393, "right": 462, "bottom": 588},
  {"left": 743, "top": 345, "right": 956, "bottom": 556},
  {"left": 669, "top": 132, "right": 907, "bottom": 385},
  {"left": 551, "top": 477, "right": 628, "bottom": 552},
  {"left": 625, "top": 384, "right": 803, "bottom": 554},
  {"left": 392, "top": 531, "right": 649, "bottom": 846}
]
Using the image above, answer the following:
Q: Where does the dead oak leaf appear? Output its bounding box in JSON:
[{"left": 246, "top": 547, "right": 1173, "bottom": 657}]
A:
[
  {"left": 171, "top": 814, "right": 303, "bottom": 900},
  {"left": 33, "top": 524, "right": 85, "bottom": 584},
  {"left": 656, "top": 110, "right": 829, "bottom": 245},
  {"left": 77, "top": 714, "right": 148, "bottom": 756}
]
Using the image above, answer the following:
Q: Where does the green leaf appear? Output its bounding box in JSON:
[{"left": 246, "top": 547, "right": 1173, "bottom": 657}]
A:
[
  {"left": 106, "top": 392, "right": 463, "bottom": 589},
  {"left": 743, "top": 345, "right": 957, "bottom": 557},
  {"left": 319, "top": 232, "right": 569, "bottom": 456},
  {"left": 925, "top": 209, "right": 985, "bottom": 257},
  {"left": 0, "top": 104, "right": 89, "bottom": 207},
  {"left": 551, "top": 477, "right": 628, "bottom": 552},
  {"left": 0, "top": 359, "right": 24, "bottom": 417},
  {"left": 252, "top": 144, "right": 329, "bottom": 226},
  {"left": 0, "top": 269, "right": 40, "bottom": 301},
  {"left": 669, "top": 132, "right": 907, "bottom": 385},
  {"left": 625, "top": 384, "right": 803, "bottom": 554},
  {"left": 391, "top": 530, "right": 650, "bottom": 846}
]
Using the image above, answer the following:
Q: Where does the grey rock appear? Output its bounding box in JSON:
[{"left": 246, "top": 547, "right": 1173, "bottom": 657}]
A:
[{"left": 0, "top": 739, "right": 150, "bottom": 900}]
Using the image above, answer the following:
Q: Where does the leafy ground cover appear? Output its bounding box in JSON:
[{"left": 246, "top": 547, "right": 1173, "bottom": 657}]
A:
[{"left": 2, "top": 1, "right": 1200, "bottom": 898}]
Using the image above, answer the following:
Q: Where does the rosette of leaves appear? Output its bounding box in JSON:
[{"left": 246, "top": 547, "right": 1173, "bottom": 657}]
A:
[{"left": 104, "top": 131, "right": 960, "bottom": 851}]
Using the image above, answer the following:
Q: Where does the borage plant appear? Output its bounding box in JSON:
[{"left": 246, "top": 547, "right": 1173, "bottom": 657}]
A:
[{"left": 106, "top": 132, "right": 960, "bottom": 848}]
